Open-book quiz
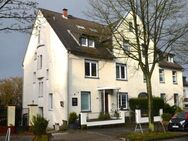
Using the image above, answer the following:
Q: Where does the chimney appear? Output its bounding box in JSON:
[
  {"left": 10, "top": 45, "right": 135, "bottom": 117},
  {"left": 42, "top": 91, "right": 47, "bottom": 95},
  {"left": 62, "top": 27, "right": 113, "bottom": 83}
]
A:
[{"left": 62, "top": 8, "right": 68, "bottom": 18}]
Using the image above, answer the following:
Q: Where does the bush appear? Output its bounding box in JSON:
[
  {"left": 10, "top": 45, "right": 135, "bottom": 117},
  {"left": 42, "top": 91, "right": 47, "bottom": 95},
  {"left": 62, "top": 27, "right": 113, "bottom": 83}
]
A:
[
  {"left": 68, "top": 112, "right": 77, "bottom": 124},
  {"left": 31, "top": 115, "right": 48, "bottom": 136},
  {"left": 129, "top": 97, "right": 164, "bottom": 116},
  {"left": 98, "top": 112, "right": 110, "bottom": 120},
  {"left": 163, "top": 104, "right": 183, "bottom": 116},
  {"left": 162, "top": 113, "right": 172, "bottom": 121}
]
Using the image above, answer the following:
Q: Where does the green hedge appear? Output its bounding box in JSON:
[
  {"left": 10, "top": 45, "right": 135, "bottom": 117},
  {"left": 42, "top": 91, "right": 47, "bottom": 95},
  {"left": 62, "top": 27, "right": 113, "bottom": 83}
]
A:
[{"left": 129, "top": 97, "right": 164, "bottom": 116}]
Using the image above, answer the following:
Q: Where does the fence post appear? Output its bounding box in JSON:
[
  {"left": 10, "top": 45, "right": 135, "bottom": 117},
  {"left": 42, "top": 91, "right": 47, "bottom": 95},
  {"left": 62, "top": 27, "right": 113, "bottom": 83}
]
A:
[{"left": 7, "top": 106, "right": 15, "bottom": 126}]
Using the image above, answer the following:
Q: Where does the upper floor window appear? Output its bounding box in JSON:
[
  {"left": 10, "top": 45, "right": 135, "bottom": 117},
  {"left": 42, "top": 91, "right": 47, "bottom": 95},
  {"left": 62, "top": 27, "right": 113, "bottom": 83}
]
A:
[
  {"left": 129, "top": 22, "right": 133, "bottom": 32},
  {"left": 85, "top": 60, "right": 98, "bottom": 78},
  {"left": 46, "top": 69, "right": 49, "bottom": 80},
  {"left": 33, "top": 72, "right": 36, "bottom": 83},
  {"left": 80, "top": 37, "right": 95, "bottom": 48},
  {"left": 159, "top": 69, "right": 165, "bottom": 83},
  {"left": 116, "top": 63, "right": 127, "bottom": 80},
  {"left": 141, "top": 44, "right": 146, "bottom": 57},
  {"left": 172, "top": 71, "right": 177, "bottom": 84},
  {"left": 118, "top": 92, "right": 128, "bottom": 109},
  {"left": 38, "top": 81, "right": 43, "bottom": 97},
  {"left": 48, "top": 93, "right": 53, "bottom": 110},
  {"left": 122, "top": 39, "right": 130, "bottom": 52},
  {"left": 37, "top": 55, "right": 42, "bottom": 69},
  {"left": 168, "top": 55, "right": 174, "bottom": 63}
]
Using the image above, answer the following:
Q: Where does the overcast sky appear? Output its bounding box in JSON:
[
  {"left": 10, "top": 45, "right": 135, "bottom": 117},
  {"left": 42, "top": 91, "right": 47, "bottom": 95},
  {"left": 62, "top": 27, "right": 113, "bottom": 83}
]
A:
[{"left": 0, "top": 0, "right": 89, "bottom": 79}]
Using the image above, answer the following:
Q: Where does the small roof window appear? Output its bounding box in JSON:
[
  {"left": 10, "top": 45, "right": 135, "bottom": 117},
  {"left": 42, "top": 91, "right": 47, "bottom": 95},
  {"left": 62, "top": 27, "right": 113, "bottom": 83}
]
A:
[
  {"left": 76, "top": 25, "right": 85, "bottom": 30},
  {"left": 80, "top": 36, "right": 95, "bottom": 48},
  {"left": 89, "top": 28, "right": 97, "bottom": 32}
]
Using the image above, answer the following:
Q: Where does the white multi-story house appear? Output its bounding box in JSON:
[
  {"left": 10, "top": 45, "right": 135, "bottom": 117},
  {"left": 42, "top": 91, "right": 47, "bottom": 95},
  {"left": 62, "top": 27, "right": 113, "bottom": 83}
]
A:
[{"left": 23, "top": 8, "right": 183, "bottom": 127}]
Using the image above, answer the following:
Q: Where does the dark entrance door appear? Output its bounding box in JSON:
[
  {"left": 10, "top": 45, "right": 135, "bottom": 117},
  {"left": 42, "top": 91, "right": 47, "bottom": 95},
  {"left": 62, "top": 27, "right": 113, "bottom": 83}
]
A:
[{"left": 105, "top": 93, "right": 109, "bottom": 113}]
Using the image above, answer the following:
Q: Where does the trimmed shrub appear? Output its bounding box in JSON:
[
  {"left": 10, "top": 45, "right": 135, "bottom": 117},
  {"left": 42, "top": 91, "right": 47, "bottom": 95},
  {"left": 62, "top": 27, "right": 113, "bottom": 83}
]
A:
[
  {"left": 129, "top": 97, "right": 164, "bottom": 116},
  {"left": 68, "top": 112, "right": 77, "bottom": 124},
  {"left": 31, "top": 114, "right": 48, "bottom": 136},
  {"left": 162, "top": 113, "right": 172, "bottom": 121},
  {"left": 98, "top": 112, "right": 111, "bottom": 120}
]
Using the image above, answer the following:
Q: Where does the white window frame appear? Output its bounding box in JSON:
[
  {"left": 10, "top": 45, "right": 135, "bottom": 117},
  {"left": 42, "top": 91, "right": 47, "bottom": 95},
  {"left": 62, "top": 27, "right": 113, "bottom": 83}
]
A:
[
  {"left": 85, "top": 60, "right": 98, "bottom": 78},
  {"left": 172, "top": 71, "right": 177, "bottom": 84},
  {"left": 116, "top": 63, "right": 127, "bottom": 80},
  {"left": 118, "top": 92, "right": 128, "bottom": 110},
  {"left": 159, "top": 69, "right": 165, "bottom": 83},
  {"left": 80, "top": 37, "right": 95, "bottom": 48},
  {"left": 48, "top": 93, "right": 53, "bottom": 110},
  {"left": 88, "top": 39, "right": 95, "bottom": 48},
  {"left": 81, "top": 91, "right": 91, "bottom": 112}
]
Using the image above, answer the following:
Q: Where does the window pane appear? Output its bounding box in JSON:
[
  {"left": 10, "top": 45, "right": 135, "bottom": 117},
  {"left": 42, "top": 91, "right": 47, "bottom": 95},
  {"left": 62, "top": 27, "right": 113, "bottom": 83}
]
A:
[
  {"left": 121, "top": 66, "right": 125, "bottom": 79},
  {"left": 81, "top": 92, "right": 90, "bottom": 111},
  {"left": 88, "top": 39, "right": 95, "bottom": 47},
  {"left": 91, "top": 63, "right": 97, "bottom": 76},
  {"left": 85, "top": 62, "right": 90, "bottom": 76},
  {"left": 123, "top": 40, "right": 129, "bottom": 51},
  {"left": 81, "top": 37, "right": 87, "bottom": 46},
  {"left": 118, "top": 93, "right": 128, "bottom": 109},
  {"left": 116, "top": 65, "right": 120, "bottom": 79}
]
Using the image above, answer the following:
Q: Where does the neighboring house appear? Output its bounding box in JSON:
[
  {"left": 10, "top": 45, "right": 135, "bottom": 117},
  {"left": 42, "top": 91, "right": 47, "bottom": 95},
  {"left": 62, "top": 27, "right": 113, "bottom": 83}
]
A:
[
  {"left": 23, "top": 8, "right": 184, "bottom": 127},
  {"left": 183, "top": 77, "right": 188, "bottom": 108}
]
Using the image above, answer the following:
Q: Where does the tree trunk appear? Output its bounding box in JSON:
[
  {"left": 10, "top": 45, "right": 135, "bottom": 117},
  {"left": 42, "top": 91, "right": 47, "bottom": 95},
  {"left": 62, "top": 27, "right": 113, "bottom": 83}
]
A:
[{"left": 146, "top": 76, "right": 154, "bottom": 131}]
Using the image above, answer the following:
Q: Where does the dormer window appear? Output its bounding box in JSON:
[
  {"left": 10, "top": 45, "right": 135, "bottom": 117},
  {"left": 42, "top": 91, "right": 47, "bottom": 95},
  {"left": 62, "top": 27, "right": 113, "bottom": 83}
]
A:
[
  {"left": 80, "top": 37, "right": 95, "bottom": 48},
  {"left": 168, "top": 55, "right": 174, "bottom": 63},
  {"left": 80, "top": 37, "right": 87, "bottom": 46}
]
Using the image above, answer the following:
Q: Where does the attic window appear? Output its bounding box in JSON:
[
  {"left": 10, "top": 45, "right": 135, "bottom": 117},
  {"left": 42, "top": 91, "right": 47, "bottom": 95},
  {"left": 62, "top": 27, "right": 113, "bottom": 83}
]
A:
[
  {"left": 76, "top": 25, "right": 85, "bottom": 29},
  {"left": 80, "top": 37, "right": 95, "bottom": 48},
  {"left": 89, "top": 28, "right": 97, "bottom": 32},
  {"left": 168, "top": 55, "right": 174, "bottom": 63}
]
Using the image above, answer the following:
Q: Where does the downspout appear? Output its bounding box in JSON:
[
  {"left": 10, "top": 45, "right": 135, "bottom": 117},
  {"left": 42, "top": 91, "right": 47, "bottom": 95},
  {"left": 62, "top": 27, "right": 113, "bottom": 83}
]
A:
[{"left": 66, "top": 51, "right": 70, "bottom": 121}]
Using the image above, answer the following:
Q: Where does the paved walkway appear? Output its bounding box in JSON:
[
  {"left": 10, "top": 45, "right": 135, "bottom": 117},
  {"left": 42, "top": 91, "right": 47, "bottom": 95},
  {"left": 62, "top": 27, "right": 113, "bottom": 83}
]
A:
[{"left": 50, "top": 126, "right": 135, "bottom": 141}]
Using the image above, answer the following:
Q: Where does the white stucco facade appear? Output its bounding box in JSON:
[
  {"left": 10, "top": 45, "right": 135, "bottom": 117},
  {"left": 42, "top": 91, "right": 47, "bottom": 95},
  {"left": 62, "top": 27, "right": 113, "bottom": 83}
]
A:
[{"left": 23, "top": 10, "right": 184, "bottom": 127}]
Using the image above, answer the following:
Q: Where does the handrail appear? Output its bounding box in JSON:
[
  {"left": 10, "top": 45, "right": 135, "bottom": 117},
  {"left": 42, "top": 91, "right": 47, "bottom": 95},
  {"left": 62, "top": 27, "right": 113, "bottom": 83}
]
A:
[{"left": 5, "top": 128, "right": 11, "bottom": 141}]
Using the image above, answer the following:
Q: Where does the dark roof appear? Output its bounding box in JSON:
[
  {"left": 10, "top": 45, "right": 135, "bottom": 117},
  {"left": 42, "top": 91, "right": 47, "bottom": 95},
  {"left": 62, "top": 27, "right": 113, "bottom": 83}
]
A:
[
  {"left": 159, "top": 61, "right": 183, "bottom": 70},
  {"left": 40, "top": 8, "right": 114, "bottom": 60}
]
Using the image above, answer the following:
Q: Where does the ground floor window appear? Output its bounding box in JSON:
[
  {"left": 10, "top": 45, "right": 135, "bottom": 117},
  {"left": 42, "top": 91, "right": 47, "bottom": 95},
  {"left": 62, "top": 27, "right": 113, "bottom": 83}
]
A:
[
  {"left": 81, "top": 91, "right": 91, "bottom": 112},
  {"left": 174, "top": 93, "right": 179, "bottom": 106},
  {"left": 118, "top": 92, "right": 128, "bottom": 109}
]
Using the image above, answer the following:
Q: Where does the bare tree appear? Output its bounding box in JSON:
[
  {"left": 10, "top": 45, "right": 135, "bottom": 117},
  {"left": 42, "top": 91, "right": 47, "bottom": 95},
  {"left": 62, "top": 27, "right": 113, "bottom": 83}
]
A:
[
  {"left": 0, "top": 77, "right": 22, "bottom": 107},
  {"left": 87, "top": 0, "right": 188, "bottom": 131},
  {"left": 0, "top": 0, "right": 37, "bottom": 32}
]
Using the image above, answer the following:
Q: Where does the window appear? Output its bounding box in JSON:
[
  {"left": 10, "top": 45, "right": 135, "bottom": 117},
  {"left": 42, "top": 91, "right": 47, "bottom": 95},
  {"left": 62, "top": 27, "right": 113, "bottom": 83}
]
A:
[
  {"left": 37, "top": 55, "right": 42, "bottom": 69},
  {"left": 174, "top": 93, "right": 179, "bottom": 106},
  {"left": 88, "top": 39, "right": 95, "bottom": 47},
  {"left": 172, "top": 71, "right": 177, "bottom": 84},
  {"left": 85, "top": 60, "right": 98, "bottom": 78},
  {"left": 168, "top": 55, "right": 174, "bottom": 63},
  {"left": 80, "top": 37, "right": 87, "bottom": 46},
  {"left": 122, "top": 39, "right": 130, "bottom": 52},
  {"left": 46, "top": 69, "right": 49, "bottom": 80},
  {"left": 33, "top": 72, "right": 36, "bottom": 83},
  {"left": 160, "top": 93, "right": 166, "bottom": 102},
  {"left": 80, "top": 37, "right": 95, "bottom": 47},
  {"left": 129, "top": 22, "right": 133, "bottom": 32},
  {"left": 34, "top": 52, "right": 37, "bottom": 60},
  {"left": 81, "top": 91, "right": 91, "bottom": 112},
  {"left": 48, "top": 93, "right": 53, "bottom": 110},
  {"left": 159, "top": 69, "right": 165, "bottom": 83},
  {"left": 118, "top": 92, "right": 128, "bottom": 109},
  {"left": 72, "top": 98, "right": 78, "bottom": 106},
  {"left": 116, "top": 63, "right": 127, "bottom": 80},
  {"left": 39, "top": 81, "right": 43, "bottom": 97}
]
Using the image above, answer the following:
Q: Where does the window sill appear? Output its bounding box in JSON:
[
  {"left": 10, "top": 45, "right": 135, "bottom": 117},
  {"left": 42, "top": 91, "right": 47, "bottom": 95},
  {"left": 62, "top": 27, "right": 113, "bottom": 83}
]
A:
[
  {"left": 81, "top": 110, "right": 92, "bottom": 113},
  {"left": 160, "top": 81, "right": 165, "bottom": 84},
  {"left": 116, "top": 79, "right": 128, "bottom": 81},
  {"left": 48, "top": 109, "right": 53, "bottom": 111},
  {"left": 85, "top": 76, "right": 99, "bottom": 79}
]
